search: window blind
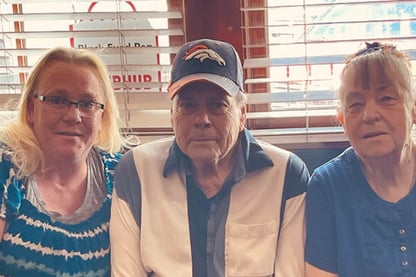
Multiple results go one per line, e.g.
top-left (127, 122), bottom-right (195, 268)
top-left (0, 0), bottom-right (184, 140)
top-left (241, 0), bottom-right (416, 144)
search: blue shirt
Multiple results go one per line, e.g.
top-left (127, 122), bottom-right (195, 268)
top-left (306, 147), bottom-right (416, 277)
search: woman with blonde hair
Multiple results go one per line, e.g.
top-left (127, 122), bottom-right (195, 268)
top-left (0, 46), bottom-right (124, 276)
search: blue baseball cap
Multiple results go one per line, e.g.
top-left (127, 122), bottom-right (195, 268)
top-left (167, 38), bottom-right (244, 99)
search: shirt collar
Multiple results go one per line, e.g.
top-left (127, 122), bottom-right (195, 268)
top-left (163, 128), bottom-right (273, 178)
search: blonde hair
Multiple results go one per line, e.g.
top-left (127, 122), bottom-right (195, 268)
top-left (338, 42), bottom-right (415, 113)
top-left (0, 47), bottom-right (124, 176)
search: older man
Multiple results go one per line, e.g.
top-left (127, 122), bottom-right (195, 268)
top-left (110, 38), bottom-right (309, 277)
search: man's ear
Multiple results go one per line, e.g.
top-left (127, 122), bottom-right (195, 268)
top-left (170, 102), bottom-right (175, 129)
top-left (239, 104), bottom-right (247, 131)
top-left (337, 113), bottom-right (344, 125)
top-left (412, 101), bottom-right (416, 124)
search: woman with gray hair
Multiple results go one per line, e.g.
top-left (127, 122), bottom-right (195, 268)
top-left (306, 42), bottom-right (416, 276)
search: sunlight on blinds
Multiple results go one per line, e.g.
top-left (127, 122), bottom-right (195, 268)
top-left (0, 0), bottom-right (184, 136)
top-left (242, 0), bottom-right (416, 141)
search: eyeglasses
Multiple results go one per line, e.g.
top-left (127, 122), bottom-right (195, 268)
top-left (34, 95), bottom-right (104, 117)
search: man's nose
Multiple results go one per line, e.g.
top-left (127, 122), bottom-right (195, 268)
top-left (194, 107), bottom-right (211, 128)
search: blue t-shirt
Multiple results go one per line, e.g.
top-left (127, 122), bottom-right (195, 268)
top-left (306, 147), bottom-right (416, 277)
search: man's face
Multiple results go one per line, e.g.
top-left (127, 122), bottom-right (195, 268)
top-left (171, 82), bottom-right (246, 163)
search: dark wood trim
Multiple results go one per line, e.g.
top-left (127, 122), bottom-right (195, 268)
top-left (183, 0), bottom-right (243, 61)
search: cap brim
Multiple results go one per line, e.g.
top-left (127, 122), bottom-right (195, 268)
top-left (167, 73), bottom-right (240, 99)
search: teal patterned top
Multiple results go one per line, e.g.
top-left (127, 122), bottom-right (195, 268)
top-left (0, 143), bottom-right (121, 277)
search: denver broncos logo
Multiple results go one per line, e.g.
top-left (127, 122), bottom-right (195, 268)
top-left (183, 44), bottom-right (226, 66)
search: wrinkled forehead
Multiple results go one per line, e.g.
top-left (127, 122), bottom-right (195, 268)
top-left (342, 61), bottom-right (391, 91)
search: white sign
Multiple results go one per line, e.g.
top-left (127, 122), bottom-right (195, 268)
top-left (70, 1), bottom-right (161, 92)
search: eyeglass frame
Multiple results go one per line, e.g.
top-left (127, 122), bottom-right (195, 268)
top-left (34, 94), bottom-right (105, 117)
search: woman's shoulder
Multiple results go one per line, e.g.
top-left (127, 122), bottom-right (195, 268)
top-left (93, 148), bottom-right (122, 194)
top-left (0, 141), bottom-right (11, 154)
top-left (0, 142), bottom-right (24, 218)
top-left (95, 147), bottom-right (122, 168)
top-left (310, 147), bottom-right (359, 183)
top-left (0, 142), bottom-right (15, 170)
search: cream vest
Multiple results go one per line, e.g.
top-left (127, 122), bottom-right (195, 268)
top-left (132, 137), bottom-right (291, 276)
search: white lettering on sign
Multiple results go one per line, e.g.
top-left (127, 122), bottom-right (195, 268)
top-left (77, 42), bottom-right (153, 48)
top-left (70, 1), bottom-right (163, 92)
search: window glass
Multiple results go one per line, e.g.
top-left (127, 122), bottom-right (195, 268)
top-left (0, 0), bottom-right (179, 94)
top-left (266, 1), bottom-right (416, 114)
top-left (0, 0), bottom-right (184, 134)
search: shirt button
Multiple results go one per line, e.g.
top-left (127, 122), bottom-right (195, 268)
top-left (402, 261), bottom-right (408, 266)
top-left (401, 246), bottom-right (407, 252)
top-left (399, 229), bottom-right (406, 235)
